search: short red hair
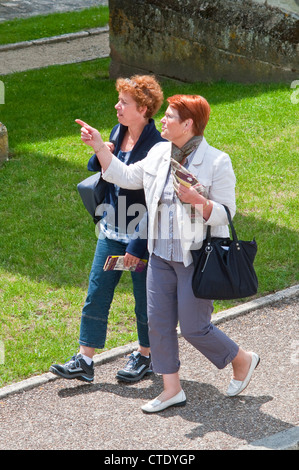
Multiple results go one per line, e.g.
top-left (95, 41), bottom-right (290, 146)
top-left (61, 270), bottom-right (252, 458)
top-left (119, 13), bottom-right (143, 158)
top-left (167, 94), bottom-right (210, 136)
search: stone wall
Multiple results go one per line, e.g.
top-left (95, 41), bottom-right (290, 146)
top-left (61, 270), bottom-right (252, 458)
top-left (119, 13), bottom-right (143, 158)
top-left (109, 0), bottom-right (299, 83)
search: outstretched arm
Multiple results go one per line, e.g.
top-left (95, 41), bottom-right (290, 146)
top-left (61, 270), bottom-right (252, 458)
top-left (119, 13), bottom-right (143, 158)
top-left (76, 119), bottom-right (146, 190)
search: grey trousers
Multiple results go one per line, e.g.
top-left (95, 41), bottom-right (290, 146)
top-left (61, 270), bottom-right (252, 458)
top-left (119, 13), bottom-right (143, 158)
top-left (147, 254), bottom-right (239, 375)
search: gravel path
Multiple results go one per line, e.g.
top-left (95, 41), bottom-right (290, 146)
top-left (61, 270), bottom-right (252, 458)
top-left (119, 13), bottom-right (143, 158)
top-left (0, 28), bottom-right (110, 75)
top-left (0, 296), bottom-right (298, 451)
top-left (0, 0), bottom-right (110, 76)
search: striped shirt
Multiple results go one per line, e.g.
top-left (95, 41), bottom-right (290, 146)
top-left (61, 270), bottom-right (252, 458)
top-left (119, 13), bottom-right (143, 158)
top-left (153, 150), bottom-right (196, 262)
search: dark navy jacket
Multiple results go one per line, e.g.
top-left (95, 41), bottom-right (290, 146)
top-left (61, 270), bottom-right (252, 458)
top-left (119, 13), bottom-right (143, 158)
top-left (87, 119), bottom-right (165, 259)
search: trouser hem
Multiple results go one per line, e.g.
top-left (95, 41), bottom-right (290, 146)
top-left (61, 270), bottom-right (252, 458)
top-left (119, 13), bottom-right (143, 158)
top-left (79, 340), bottom-right (105, 350)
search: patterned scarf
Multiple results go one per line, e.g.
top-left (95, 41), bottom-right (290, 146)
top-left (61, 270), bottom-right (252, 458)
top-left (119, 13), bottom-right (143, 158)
top-left (170, 135), bottom-right (205, 223)
top-left (171, 135), bottom-right (203, 164)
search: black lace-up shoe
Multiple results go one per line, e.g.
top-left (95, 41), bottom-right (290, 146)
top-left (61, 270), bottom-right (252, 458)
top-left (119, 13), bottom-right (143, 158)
top-left (116, 352), bottom-right (152, 383)
top-left (49, 354), bottom-right (94, 382)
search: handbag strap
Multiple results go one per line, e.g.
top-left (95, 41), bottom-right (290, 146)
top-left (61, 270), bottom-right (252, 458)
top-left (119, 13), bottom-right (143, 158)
top-left (206, 205), bottom-right (239, 243)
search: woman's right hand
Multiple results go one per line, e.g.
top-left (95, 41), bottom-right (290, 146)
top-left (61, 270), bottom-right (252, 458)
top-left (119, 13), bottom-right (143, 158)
top-left (76, 119), bottom-right (114, 171)
top-left (75, 119), bottom-right (104, 153)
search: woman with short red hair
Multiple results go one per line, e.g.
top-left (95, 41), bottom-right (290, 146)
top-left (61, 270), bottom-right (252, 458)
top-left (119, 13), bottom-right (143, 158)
top-left (166, 94), bottom-right (211, 136)
top-left (76, 94), bottom-right (260, 413)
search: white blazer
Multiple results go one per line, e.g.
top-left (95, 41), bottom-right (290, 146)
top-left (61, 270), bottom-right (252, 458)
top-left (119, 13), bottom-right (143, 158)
top-left (103, 137), bottom-right (236, 266)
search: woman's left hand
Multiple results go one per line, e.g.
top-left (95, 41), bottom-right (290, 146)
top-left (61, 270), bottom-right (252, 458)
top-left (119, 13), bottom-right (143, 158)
top-left (124, 253), bottom-right (141, 269)
top-left (176, 183), bottom-right (200, 206)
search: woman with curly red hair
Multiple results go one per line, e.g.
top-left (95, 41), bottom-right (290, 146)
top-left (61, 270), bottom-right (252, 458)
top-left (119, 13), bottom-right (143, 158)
top-left (50, 75), bottom-right (164, 384)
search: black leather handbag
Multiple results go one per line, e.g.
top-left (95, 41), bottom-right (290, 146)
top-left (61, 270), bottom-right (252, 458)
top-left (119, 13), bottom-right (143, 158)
top-left (191, 205), bottom-right (258, 300)
top-left (77, 172), bottom-right (107, 224)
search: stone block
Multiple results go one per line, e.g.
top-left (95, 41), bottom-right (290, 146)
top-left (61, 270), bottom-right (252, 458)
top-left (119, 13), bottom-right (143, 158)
top-left (109, 0), bottom-right (299, 83)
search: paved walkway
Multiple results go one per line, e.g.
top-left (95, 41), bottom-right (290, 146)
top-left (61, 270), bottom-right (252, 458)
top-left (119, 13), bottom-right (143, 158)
top-left (0, 287), bottom-right (298, 451)
top-left (0, 26), bottom-right (110, 75)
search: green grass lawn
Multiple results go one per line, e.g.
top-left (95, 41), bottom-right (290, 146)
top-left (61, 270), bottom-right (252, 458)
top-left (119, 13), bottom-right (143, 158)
top-left (0, 58), bottom-right (298, 387)
top-left (0, 5), bottom-right (109, 45)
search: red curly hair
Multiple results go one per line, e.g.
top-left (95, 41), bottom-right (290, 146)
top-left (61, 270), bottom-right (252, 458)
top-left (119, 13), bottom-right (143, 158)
top-left (116, 75), bottom-right (164, 119)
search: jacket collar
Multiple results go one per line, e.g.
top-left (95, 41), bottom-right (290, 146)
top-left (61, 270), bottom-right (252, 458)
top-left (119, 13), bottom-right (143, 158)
top-left (116, 118), bottom-right (157, 154)
top-left (160, 137), bottom-right (208, 167)
top-left (189, 137), bottom-right (208, 166)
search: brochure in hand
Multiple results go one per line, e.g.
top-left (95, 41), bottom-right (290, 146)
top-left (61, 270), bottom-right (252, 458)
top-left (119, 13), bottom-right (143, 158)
top-left (170, 158), bottom-right (207, 196)
top-left (103, 255), bottom-right (147, 272)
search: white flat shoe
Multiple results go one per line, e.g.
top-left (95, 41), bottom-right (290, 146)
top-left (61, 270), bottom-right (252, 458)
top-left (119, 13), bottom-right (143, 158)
top-left (141, 390), bottom-right (186, 413)
top-left (227, 352), bottom-right (260, 397)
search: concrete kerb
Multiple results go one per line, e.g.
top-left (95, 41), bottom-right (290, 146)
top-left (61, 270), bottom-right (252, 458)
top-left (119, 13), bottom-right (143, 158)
top-left (0, 284), bottom-right (298, 401)
top-left (237, 426), bottom-right (299, 451)
top-left (210, 284), bottom-right (299, 326)
top-left (0, 25), bottom-right (109, 52)
top-left (0, 340), bottom-right (139, 400)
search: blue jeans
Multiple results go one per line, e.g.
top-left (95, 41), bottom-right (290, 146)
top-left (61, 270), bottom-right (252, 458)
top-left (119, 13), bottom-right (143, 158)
top-left (79, 237), bottom-right (149, 349)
